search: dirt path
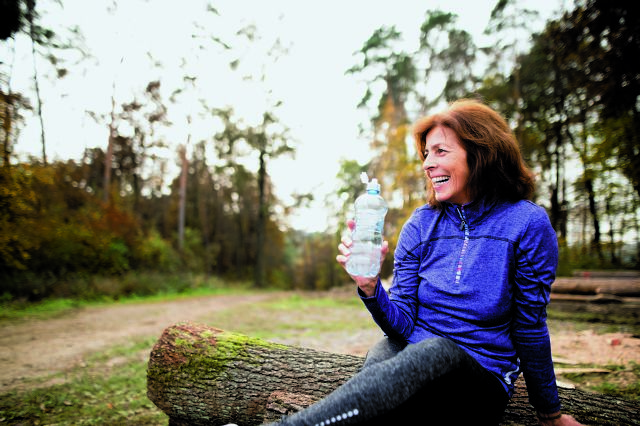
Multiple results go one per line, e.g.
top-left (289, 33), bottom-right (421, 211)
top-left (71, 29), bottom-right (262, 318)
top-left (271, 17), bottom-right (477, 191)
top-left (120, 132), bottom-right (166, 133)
top-left (1, 292), bottom-right (639, 395)
top-left (0, 293), bottom-right (281, 393)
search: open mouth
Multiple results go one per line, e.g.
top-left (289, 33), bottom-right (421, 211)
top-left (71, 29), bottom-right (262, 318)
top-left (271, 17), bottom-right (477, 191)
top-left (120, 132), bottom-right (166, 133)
top-left (432, 176), bottom-right (450, 186)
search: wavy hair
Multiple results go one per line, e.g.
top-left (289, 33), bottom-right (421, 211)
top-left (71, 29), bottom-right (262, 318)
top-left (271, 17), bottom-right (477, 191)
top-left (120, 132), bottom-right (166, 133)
top-left (413, 99), bottom-right (535, 209)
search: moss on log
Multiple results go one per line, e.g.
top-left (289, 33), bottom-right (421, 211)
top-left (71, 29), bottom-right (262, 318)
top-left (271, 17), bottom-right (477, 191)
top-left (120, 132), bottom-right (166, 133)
top-left (147, 322), bottom-right (640, 426)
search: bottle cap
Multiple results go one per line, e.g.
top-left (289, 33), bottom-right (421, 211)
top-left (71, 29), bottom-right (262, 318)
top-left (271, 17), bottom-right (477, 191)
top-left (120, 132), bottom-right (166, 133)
top-left (360, 172), bottom-right (380, 193)
top-left (367, 178), bottom-right (380, 192)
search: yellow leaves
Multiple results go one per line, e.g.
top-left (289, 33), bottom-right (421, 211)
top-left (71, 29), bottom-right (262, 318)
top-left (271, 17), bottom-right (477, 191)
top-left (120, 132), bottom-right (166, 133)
top-left (0, 166), bottom-right (40, 270)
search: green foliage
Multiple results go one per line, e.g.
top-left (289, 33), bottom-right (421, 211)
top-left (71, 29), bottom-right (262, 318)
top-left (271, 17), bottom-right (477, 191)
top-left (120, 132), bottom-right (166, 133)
top-left (135, 229), bottom-right (181, 272)
top-left (559, 362), bottom-right (640, 401)
top-left (3, 0), bottom-right (639, 305)
top-left (0, 162), bottom-right (148, 299)
top-left (477, 0), bottom-right (640, 265)
top-left (0, 273), bottom-right (253, 321)
top-left (592, 381), bottom-right (640, 401)
top-left (0, 296), bottom-right (81, 321)
top-left (558, 241), bottom-right (638, 277)
top-left (178, 227), bottom-right (206, 272)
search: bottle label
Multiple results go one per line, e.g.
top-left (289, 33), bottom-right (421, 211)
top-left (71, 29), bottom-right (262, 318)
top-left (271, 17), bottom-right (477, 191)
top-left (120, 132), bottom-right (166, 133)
top-left (354, 211), bottom-right (383, 241)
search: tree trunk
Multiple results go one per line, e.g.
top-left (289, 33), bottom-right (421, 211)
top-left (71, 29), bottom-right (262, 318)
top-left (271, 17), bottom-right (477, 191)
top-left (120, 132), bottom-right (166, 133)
top-left (104, 81), bottom-right (116, 204)
top-left (27, 0), bottom-right (46, 166)
top-left (254, 144), bottom-right (267, 288)
top-left (1, 90), bottom-right (13, 167)
top-left (178, 144), bottom-right (188, 251)
top-left (584, 177), bottom-right (604, 262)
top-left (147, 323), bottom-right (640, 426)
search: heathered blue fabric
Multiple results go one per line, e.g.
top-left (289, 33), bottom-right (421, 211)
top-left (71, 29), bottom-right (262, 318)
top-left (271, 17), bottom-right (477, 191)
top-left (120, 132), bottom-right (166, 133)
top-left (361, 198), bottom-right (562, 413)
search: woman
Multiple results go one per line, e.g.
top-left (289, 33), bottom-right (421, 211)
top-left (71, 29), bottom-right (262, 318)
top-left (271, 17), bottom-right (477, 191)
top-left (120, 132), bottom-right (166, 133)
top-left (272, 99), bottom-right (582, 426)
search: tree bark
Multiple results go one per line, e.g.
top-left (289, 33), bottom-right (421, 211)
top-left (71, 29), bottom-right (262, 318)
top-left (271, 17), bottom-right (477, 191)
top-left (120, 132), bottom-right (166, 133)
top-left (147, 323), bottom-right (640, 426)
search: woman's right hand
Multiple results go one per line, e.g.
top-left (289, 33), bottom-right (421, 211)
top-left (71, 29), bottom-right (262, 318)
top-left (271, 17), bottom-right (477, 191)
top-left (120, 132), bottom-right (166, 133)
top-left (336, 219), bottom-right (388, 297)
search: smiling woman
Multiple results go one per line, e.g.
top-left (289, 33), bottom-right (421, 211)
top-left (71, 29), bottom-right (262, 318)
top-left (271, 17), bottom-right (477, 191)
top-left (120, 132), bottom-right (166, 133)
top-left (282, 99), bottom-right (588, 426)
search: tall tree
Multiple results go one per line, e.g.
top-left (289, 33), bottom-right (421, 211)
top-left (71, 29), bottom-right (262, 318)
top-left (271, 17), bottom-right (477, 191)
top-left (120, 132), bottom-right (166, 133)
top-left (418, 10), bottom-right (478, 106)
top-left (248, 110), bottom-right (294, 288)
top-left (347, 26), bottom-right (421, 250)
top-left (2, 0), bottom-right (85, 166)
top-left (25, 0), bottom-right (46, 164)
top-left (0, 0), bottom-right (24, 40)
top-left (483, 0), bottom-right (541, 140)
top-left (212, 106), bottom-right (293, 287)
top-left (572, 0), bottom-right (640, 200)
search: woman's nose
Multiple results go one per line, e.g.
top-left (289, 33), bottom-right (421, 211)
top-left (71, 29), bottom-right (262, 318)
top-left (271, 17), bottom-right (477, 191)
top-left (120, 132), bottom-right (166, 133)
top-left (422, 156), bottom-right (434, 171)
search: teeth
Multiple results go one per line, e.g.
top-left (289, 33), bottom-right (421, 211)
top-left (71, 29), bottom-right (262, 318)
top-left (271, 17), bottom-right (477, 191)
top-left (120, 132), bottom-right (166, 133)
top-left (432, 176), bottom-right (450, 184)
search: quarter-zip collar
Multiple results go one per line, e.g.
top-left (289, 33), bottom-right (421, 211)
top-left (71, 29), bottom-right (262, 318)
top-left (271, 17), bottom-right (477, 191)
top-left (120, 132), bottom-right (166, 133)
top-left (442, 198), bottom-right (497, 231)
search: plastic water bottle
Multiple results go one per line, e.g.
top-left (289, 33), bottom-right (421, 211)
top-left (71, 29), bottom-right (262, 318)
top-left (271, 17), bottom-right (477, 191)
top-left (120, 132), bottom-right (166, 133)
top-left (346, 173), bottom-right (388, 277)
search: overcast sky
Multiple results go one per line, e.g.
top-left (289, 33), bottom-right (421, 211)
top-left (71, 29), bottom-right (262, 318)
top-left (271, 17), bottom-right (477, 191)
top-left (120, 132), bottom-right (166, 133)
top-left (5, 0), bottom-right (569, 232)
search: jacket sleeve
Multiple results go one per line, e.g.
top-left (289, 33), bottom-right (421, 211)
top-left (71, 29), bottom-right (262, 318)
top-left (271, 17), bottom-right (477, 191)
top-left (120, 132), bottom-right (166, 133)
top-left (511, 206), bottom-right (562, 414)
top-left (360, 212), bottom-right (422, 340)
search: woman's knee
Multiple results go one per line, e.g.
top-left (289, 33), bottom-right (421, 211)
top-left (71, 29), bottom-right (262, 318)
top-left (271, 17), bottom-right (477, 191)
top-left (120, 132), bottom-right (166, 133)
top-left (406, 337), bottom-right (471, 366)
top-left (414, 336), bottom-right (460, 353)
top-left (362, 336), bottom-right (405, 369)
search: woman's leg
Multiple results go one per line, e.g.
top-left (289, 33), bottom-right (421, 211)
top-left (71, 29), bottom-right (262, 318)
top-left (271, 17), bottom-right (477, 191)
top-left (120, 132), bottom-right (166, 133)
top-left (273, 338), bottom-right (509, 426)
top-left (361, 336), bottom-right (406, 369)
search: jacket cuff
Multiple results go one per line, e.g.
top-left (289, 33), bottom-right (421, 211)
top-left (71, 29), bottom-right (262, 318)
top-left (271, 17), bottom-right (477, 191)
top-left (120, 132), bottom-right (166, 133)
top-left (359, 279), bottom-right (391, 318)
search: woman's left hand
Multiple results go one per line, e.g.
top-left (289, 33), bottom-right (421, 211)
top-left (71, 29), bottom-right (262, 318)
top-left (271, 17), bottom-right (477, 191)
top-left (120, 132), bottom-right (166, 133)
top-left (537, 413), bottom-right (583, 426)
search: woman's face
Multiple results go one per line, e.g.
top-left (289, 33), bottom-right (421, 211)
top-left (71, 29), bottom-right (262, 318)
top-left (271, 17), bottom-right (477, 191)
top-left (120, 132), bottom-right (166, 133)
top-left (422, 125), bottom-right (472, 206)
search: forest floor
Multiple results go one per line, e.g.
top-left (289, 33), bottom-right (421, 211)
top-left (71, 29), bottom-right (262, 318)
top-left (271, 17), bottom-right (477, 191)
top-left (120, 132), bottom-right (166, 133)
top-left (1, 281), bottom-right (639, 396)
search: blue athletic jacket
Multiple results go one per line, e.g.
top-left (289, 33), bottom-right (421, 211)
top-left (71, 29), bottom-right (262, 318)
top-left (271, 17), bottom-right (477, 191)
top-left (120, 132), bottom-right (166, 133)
top-left (361, 198), bottom-right (562, 413)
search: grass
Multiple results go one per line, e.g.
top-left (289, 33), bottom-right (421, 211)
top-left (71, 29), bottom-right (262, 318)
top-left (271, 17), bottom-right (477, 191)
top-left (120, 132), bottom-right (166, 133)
top-left (198, 290), bottom-right (378, 342)
top-left (0, 288), bottom-right (372, 425)
top-left (0, 286), bottom-right (638, 425)
top-left (0, 337), bottom-right (166, 425)
top-left (547, 304), bottom-right (640, 400)
top-left (0, 297), bottom-right (84, 321)
top-left (0, 273), bottom-right (256, 323)
top-left (547, 308), bottom-right (640, 336)
top-left (558, 362), bottom-right (640, 401)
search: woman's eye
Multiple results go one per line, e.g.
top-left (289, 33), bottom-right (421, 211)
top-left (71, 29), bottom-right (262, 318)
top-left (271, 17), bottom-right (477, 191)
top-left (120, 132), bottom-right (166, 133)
top-left (423, 148), bottom-right (445, 157)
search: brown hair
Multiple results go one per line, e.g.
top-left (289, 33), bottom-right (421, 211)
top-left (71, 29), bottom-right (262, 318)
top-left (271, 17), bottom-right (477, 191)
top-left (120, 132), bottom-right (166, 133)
top-left (413, 99), bottom-right (535, 209)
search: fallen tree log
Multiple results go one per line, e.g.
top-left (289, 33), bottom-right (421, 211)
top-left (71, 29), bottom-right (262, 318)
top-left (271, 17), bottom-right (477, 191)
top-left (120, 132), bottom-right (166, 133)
top-left (552, 278), bottom-right (640, 297)
top-left (147, 322), bottom-right (640, 426)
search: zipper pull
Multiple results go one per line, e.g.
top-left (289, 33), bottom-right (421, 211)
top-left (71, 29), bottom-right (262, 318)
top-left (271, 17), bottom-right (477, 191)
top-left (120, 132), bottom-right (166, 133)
top-left (456, 207), bottom-right (467, 231)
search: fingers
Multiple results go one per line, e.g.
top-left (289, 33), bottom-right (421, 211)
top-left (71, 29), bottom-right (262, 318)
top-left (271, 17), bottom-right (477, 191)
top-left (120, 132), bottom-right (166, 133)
top-left (336, 242), bottom-right (350, 268)
top-left (340, 230), bottom-right (353, 252)
top-left (338, 242), bottom-right (350, 255)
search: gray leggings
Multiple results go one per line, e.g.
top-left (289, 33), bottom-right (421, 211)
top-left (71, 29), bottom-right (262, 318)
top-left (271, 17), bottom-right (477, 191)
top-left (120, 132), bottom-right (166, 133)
top-left (272, 337), bottom-right (509, 426)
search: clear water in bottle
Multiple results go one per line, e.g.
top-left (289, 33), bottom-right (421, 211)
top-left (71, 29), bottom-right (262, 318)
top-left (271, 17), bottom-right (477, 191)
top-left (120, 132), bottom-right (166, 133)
top-left (346, 174), bottom-right (388, 277)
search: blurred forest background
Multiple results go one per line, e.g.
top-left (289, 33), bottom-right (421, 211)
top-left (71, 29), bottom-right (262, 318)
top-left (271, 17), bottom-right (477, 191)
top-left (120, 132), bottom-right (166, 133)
top-left (1, 0), bottom-right (639, 302)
